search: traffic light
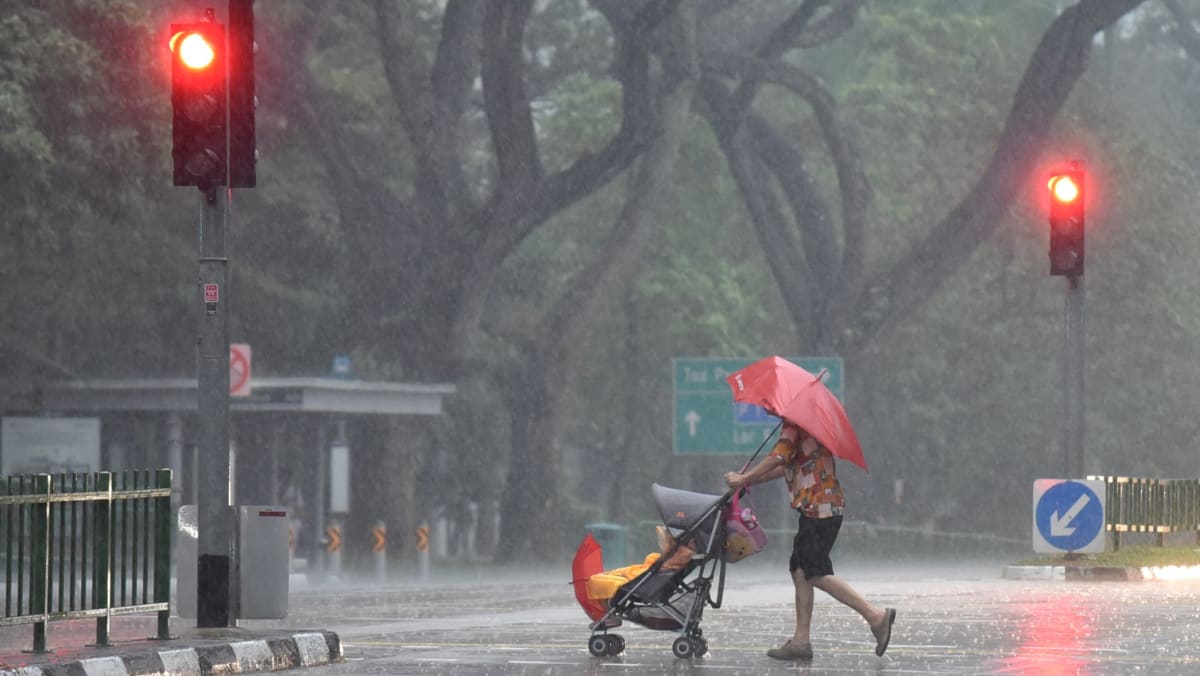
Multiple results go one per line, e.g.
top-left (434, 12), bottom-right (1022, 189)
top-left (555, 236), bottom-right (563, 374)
top-left (227, 0), bottom-right (256, 188)
top-left (1047, 167), bottom-right (1085, 277)
top-left (170, 20), bottom-right (226, 188)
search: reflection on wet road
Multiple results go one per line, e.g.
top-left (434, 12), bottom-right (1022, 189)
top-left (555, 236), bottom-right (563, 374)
top-left (237, 561), bottom-right (1200, 674)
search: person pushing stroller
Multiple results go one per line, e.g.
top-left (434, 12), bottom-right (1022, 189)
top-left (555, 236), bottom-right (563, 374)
top-left (724, 422), bottom-right (896, 661)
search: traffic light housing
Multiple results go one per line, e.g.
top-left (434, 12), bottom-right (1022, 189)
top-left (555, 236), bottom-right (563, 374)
top-left (227, 0), bottom-right (256, 188)
top-left (171, 20), bottom-right (227, 188)
top-left (1048, 168), bottom-right (1085, 277)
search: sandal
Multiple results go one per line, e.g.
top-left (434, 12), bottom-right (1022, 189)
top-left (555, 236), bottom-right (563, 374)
top-left (873, 608), bottom-right (896, 656)
top-left (766, 639), bottom-right (813, 661)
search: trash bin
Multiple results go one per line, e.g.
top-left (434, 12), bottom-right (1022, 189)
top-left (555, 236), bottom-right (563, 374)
top-left (586, 522), bottom-right (627, 570)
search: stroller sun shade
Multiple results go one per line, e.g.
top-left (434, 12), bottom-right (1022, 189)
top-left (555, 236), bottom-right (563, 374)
top-left (652, 483), bottom-right (724, 548)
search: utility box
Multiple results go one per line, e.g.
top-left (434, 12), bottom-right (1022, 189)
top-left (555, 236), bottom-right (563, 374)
top-left (175, 505), bottom-right (198, 618)
top-left (175, 505), bottom-right (289, 619)
top-left (237, 505), bottom-right (289, 619)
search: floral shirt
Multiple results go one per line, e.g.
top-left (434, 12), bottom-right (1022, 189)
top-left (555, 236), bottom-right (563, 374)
top-left (770, 427), bottom-right (845, 519)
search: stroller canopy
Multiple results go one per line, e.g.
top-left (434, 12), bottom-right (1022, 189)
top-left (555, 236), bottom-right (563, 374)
top-left (652, 484), bottom-right (725, 546)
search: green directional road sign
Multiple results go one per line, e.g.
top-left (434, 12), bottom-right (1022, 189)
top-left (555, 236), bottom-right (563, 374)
top-left (672, 357), bottom-right (843, 455)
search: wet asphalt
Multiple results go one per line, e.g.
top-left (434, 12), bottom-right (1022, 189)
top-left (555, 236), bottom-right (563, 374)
top-left (262, 559), bottom-right (1200, 675)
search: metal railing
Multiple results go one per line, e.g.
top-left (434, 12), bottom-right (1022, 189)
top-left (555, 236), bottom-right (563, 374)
top-left (632, 518), bottom-right (1027, 562)
top-left (1087, 476), bottom-right (1200, 550)
top-left (0, 469), bottom-right (172, 652)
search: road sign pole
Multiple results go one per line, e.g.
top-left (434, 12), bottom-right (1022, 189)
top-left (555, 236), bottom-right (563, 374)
top-left (1063, 275), bottom-right (1085, 477)
top-left (197, 185), bottom-right (234, 627)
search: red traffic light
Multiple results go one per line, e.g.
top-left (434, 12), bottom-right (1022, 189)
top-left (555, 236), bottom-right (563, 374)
top-left (1046, 166), bottom-right (1085, 278)
top-left (170, 20), bottom-right (227, 188)
top-left (170, 31), bottom-right (217, 71)
top-left (1048, 174), bottom-right (1080, 205)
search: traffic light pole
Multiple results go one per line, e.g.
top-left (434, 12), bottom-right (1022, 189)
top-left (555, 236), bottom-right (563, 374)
top-left (197, 186), bottom-right (235, 627)
top-left (1063, 274), bottom-right (1085, 478)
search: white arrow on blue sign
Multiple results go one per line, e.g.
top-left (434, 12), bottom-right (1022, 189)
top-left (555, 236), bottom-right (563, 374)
top-left (1032, 479), bottom-right (1106, 554)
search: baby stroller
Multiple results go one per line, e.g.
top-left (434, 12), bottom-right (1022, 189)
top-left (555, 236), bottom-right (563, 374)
top-left (574, 483), bottom-right (751, 659)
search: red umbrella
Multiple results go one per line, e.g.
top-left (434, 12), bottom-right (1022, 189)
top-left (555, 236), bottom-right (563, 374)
top-left (571, 533), bottom-right (607, 621)
top-left (726, 355), bottom-right (868, 471)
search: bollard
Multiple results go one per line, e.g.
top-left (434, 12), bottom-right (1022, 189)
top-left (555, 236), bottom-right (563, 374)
top-left (325, 519), bottom-right (342, 578)
top-left (371, 521), bottom-right (386, 582)
top-left (416, 521), bottom-right (430, 583)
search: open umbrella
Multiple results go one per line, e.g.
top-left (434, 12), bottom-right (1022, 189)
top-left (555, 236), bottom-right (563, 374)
top-left (726, 355), bottom-right (868, 471)
top-left (571, 533), bottom-right (607, 621)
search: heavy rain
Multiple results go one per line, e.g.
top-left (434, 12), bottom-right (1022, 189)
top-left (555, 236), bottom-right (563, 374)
top-left (2, 1), bottom-right (1200, 674)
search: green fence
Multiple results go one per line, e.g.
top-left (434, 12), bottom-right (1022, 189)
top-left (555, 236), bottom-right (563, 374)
top-left (0, 469), bottom-right (172, 652)
top-left (1087, 476), bottom-right (1200, 550)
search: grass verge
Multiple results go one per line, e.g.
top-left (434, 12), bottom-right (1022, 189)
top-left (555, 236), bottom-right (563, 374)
top-left (1015, 544), bottom-right (1200, 568)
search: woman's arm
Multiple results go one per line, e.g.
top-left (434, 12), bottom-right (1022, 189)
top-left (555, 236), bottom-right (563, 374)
top-left (724, 451), bottom-right (786, 489)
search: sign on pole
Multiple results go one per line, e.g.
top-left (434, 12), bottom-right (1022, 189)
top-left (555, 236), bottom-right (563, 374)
top-left (1032, 479), bottom-right (1105, 554)
top-left (230, 343), bottom-right (252, 397)
top-left (1, 417), bottom-right (101, 475)
top-left (672, 357), bottom-right (843, 455)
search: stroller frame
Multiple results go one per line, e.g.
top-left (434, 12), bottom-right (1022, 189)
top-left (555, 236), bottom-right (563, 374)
top-left (586, 487), bottom-right (732, 659)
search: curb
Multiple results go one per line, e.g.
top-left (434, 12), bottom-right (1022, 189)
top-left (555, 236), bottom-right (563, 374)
top-left (1002, 565), bottom-right (1066, 581)
top-left (1003, 564), bottom-right (1200, 582)
top-left (1, 631), bottom-right (341, 676)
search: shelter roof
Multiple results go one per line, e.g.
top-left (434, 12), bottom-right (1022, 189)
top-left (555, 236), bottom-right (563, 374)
top-left (29, 377), bottom-right (455, 415)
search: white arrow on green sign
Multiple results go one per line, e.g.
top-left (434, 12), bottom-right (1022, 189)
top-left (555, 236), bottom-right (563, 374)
top-left (672, 357), bottom-right (843, 455)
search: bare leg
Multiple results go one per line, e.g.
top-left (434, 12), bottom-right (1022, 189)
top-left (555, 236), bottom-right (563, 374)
top-left (810, 574), bottom-right (888, 629)
top-left (791, 567), bottom-right (815, 644)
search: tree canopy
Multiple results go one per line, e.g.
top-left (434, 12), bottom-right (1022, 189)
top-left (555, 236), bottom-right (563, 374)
top-left (4, 0), bottom-right (1200, 562)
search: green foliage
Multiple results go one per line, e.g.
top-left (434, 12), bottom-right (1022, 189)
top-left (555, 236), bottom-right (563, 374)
top-left (7, 0), bottom-right (1200, 553)
top-left (838, 4), bottom-right (1030, 263)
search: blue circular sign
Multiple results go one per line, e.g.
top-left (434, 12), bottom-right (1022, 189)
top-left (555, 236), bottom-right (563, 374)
top-left (1035, 481), bottom-right (1103, 551)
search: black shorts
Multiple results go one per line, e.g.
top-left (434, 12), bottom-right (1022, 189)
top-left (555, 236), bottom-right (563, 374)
top-left (789, 513), bottom-right (842, 580)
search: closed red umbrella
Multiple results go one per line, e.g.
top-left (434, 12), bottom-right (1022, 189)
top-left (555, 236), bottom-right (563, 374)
top-left (571, 533), bottom-right (607, 621)
top-left (726, 355), bottom-right (867, 471)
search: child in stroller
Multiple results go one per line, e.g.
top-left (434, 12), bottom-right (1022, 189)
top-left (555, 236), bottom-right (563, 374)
top-left (571, 483), bottom-right (765, 658)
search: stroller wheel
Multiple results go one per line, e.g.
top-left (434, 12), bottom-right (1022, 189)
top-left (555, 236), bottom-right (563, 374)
top-left (672, 636), bottom-right (695, 659)
top-left (588, 635), bottom-right (610, 657)
top-left (605, 634), bottom-right (625, 656)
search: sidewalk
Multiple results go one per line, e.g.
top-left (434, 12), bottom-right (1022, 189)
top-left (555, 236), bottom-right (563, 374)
top-left (0, 620), bottom-right (340, 676)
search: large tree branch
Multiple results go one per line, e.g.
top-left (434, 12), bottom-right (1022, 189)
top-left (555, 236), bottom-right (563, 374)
top-left (700, 76), bottom-right (815, 337)
top-left (727, 0), bottom-right (863, 121)
top-left (482, 0), bottom-right (542, 198)
top-left (375, 0), bottom-right (478, 223)
top-left (756, 0), bottom-right (865, 57)
top-left (429, 0), bottom-right (483, 219)
top-left (847, 0), bottom-right (1146, 353)
top-left (1163, 0), bottom-right (1200, 62)
top-left (494, 1), bottom-right (699, 560)
top-left (546, 6), bottom-right (698, 360)
top-left (745, 114), bottom-right (838, 288)
top-left (706, 53), bottom-right (871, 298)
top-left (447, 1), bottom-right (674, 370)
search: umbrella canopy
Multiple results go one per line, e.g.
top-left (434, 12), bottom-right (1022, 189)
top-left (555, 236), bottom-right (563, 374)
top-left (571, 533), bottom-right (607, 621)
top-left (726, 355), bottom-right (868, 471)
